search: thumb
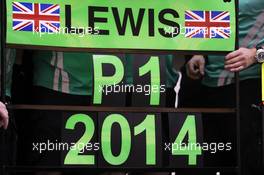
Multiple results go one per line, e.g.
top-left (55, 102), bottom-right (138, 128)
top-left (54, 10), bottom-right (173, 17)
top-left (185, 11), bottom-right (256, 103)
top-left (198, 59), bottom-right (205, 75)
top-left (3, 116), bottom-right (8, 130)
top-left (0, 106), bottom-right (9, 130)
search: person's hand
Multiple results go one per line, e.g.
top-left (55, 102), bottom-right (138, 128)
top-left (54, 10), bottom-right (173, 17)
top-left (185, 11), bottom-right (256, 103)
top-left (225, 47), bottom-right (257, 72)
top-left (186, 55), bottom-right (205, 80)
top-left (0, 102), bottom-right (9, 130)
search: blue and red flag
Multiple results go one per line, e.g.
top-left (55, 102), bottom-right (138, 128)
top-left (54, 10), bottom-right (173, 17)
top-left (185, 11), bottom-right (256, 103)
top-left (12, 2), bottom-right (60, 32)
top-left (185, 10), bottom-right (230, 39)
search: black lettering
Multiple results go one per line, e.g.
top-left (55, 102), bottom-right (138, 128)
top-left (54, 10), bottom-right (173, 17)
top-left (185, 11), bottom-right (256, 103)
top-left (158, 9), bottom-right (180, 38)
top-left (88, 6), bottom-right (109, 35)
top-left (148, 9), bottom-right (155, 37)
top-left (112, 7), bottom-right (145, 36)
top-left (65, 5), bottom-right (84, 34)
top-left (65, 5), bottom-right (71, 33)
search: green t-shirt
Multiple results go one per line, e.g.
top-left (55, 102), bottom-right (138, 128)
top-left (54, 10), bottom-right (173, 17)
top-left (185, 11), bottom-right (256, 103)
top-left (202, 0), bottom-right (264, 87)
top-left (33, 52), bottom-right (179, 96)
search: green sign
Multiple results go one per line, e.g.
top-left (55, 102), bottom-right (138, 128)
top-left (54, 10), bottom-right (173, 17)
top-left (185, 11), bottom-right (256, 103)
top-left (62, 112), bottom-right (202, 167)
top-left (6, 0), bottom-right (237, 52)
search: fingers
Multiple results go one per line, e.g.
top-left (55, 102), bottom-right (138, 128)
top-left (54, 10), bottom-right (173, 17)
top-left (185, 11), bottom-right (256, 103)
top-left (186, 55), bottom-right (205, 80)
top-left (225, 60), bottom-right (244, 72)
top-left (188, 61), bottom-right (199, 74)
top-left (186, 68), bottom-right (199, 80)
top-left (225, 55), bottom-right (243, 70)
top-left (0, 103), bottom-right (9, 130)
top-left (225, 50), bottom-right (241, 60)
top-left (198, 59), bottom-right (205, 75)
top-left (187, 62), bottom-right (200, 80)
top-left (225, 56), bottom-right (243, 65)
top-left (2, 116), bottom-right (8, 130)
top-left (225, 48), bottom-right (257, 72)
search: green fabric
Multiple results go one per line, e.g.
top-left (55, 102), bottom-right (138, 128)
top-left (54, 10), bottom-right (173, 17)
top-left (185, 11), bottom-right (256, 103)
top-left (33, 52), bottom-right (136, 96)
top-left (5, 49), bottom-right (15, 97)
top-left (33, 51), bottom-right (93, 95)
top-left (0, 34), bottom-right (15, 97)
top-left (202, 0), bottom-right (264, 87)
top-left (165, 55), bottom-right (179, 88)
top-left (33, 52), bottom-right (178, 96)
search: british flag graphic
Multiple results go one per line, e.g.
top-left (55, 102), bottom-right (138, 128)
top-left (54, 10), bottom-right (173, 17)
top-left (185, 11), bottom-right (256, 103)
top-left (185, 10), bottom-right (230, 39)
top-left (12, 2), bottom-right (60, 32)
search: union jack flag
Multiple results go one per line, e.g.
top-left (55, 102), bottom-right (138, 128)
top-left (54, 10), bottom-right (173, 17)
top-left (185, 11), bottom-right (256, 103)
top-left (12, 2), bottom-right (60, 32)
top-left (185, 10), bottom-right (230, 39)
